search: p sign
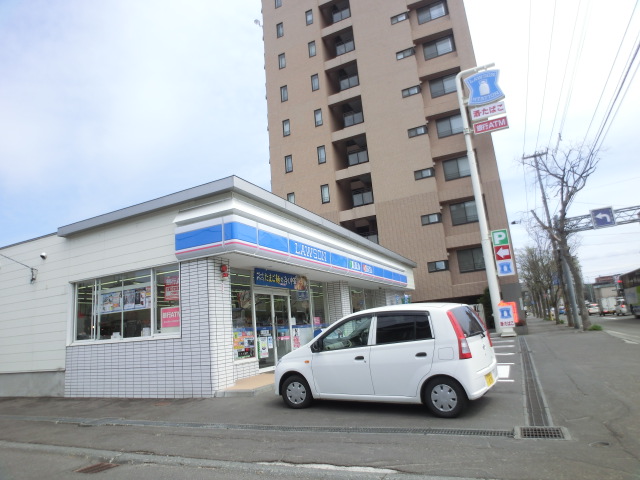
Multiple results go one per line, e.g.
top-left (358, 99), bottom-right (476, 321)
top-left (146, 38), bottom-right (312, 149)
top-left (491, 229), bottom-right (509, 246)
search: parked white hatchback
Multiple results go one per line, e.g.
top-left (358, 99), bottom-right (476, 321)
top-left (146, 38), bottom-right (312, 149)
top-left (275, 303), bottom-right (498, 418)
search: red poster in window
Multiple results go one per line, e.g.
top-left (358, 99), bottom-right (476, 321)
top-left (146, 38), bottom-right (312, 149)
top-left (165, 275), bottom-right (179, 301)
top-left (161, 307), bottom-right (180, 328)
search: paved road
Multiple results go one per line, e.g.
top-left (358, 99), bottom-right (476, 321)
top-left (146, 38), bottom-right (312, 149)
top-left (0, 316), bottom-right (638, 479)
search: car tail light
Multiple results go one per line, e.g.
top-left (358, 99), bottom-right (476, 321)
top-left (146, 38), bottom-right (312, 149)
top-left (447, 311), bottom-right (472, 359)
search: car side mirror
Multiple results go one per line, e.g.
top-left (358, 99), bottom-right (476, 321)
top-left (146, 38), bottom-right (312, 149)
top-left (311, 340), bottom-right (322, 353)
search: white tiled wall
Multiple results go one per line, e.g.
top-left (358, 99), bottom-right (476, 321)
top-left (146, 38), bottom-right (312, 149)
top-left (65, 257), bottom-right (236, 398)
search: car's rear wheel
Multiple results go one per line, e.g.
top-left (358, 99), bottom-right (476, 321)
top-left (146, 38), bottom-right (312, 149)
top-left (282, 375), bottom-right (313, 409)
top-left (425, 378), bottom-right (468, 418)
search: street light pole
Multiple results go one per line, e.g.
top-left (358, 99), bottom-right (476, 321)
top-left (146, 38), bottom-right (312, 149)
top-left (455, 64), bottom-right (513, 336)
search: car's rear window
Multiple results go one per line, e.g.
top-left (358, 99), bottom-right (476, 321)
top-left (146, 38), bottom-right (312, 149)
top-left (449, 306), bottom-right (485, 337)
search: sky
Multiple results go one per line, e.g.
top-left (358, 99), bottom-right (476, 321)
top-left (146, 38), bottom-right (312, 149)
top-left (1, 0), bottom-right (639, 284)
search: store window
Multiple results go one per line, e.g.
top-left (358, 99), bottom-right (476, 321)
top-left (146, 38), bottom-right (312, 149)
top-left (311, 282), bottom-right (328, 332)
top-left (231, 269), bottom-right (255, 360)
top-left (73, 264), bottom-right (180, 342)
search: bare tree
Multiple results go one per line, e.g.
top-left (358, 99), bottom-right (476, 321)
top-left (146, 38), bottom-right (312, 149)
top-left (523, 144), bottom-right (599, 330)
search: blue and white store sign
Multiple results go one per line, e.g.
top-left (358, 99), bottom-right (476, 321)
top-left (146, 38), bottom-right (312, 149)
top-left (174, 215), bottom-right (408, 288)
top-left (464, 70), bottom-right (504, 106)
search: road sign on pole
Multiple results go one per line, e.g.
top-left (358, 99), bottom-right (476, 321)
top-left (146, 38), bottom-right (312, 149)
top-left (491, 229), bottom-right (515, 277)
top-left (590, 207), bottom-right (616, 229)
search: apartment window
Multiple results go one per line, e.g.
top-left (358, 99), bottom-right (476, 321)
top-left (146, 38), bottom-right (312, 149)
top-left (308, 41), bottom-right (316, 57)
top-left (278, 53), bottom-right (286, 69)
top-left (414, 167), bottom-right (435, 180)
top-left (450, 200), bottom-right (478, 225)
top-left (402, 85), bottom-right (421, 98)
top-left (348, 149), bottom-right (368, 166)
top-left (73, 264), bottom-right (180, 341)
top-left (343, 110), bottom-right (363, 127)
top-left (338, 68), bottom-right (359, 90)
top-left (408, 125), bottom-right (427, 138)
top-left (332, 3), bottom-right (351, 23)
top-left (336, 36), bottom-right (355, 56)
top-left (317, 145), bottom-right (326, 164)
top-left (276, 22), bottom-right (284, 38)
top-left (352, 189), bottom-right (373, 207)
top-left (458, 247), bottom-right (485, 273)
top-left (275, 0), bottom-right (281, 7)
top-left (424, 35), bottom-right (455, 60)
top-left (280, 85), bottom-right (288, 102)
top-left (287, 192), bottom-right (295, 203)
top-left (421, 212), bottom-right (442, 225)
top-left (311, 74), bottom-right (320, 91)
top-left (443, 156), bottom-right (470, 180)
top-left (282, 119), bottom-right (290, 137)
top-left (436, 114), bottom-right (463, 138)
top-left (430, 73), bottom-right (457, 98)
top-left (428, 260), bottom-right (449, 273)
top-left (306, 9), bottom-right (313, 25)
top-left (314, 109), bottom-right (323, 126)
top-left (418, 1), bottom-right (447, 24)
top-left (391, 12), bottom-right (409, 24)
top-left (396, 47), bottom-right (415, 60)
top-left (321, 184), bottom-right (330, 203)
top-left (285, 155), bottom-right (293, 173)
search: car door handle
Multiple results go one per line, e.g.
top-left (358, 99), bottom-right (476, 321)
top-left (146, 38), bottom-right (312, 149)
top-left (415, 352), bottom-right (427, 357)
top-left (354, 356), bottom-right (365, 361)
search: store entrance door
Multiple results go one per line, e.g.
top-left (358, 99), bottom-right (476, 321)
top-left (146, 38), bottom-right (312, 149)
top-left (255, 292), bottom-right (292, 369)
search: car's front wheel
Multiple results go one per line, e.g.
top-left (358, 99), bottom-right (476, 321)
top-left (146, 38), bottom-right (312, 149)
top-left (282, 375), bottom-right (313, 409)
top-left (424, 378), bottom-right (468, 418)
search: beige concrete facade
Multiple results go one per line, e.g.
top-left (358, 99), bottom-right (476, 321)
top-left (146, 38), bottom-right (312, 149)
top-left (262, 0), bottom-right (520, 304)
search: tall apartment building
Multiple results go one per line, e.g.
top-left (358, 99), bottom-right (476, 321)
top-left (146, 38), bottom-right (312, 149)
top-left (262, 0), bottom-right (521, 306)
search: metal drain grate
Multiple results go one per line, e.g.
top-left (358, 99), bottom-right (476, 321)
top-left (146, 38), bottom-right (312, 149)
top-left (515, 426), bottom-right (567, 440)
top-left (75, 463), bottom-right (119, 474)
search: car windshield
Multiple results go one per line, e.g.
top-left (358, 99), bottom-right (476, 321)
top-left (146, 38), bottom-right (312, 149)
top-left (449, 306), bottom-right (485, 337)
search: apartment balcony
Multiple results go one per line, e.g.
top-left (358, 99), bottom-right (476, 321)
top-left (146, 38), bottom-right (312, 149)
top-left (322, 25), bottom-right (356, 67)
top-left (319, 1), bottom-right (352, 31)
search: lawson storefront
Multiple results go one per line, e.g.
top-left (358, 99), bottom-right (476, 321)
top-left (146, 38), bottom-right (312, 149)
top-left (0, 176), bottom-right (415, 398)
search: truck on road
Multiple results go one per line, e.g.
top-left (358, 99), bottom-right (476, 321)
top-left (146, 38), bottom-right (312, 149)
top-left (599, 297), bottom-right (617, 315)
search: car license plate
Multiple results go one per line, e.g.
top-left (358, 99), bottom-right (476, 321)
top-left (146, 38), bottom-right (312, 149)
top-left (485, 372), bottom-right (495, 386)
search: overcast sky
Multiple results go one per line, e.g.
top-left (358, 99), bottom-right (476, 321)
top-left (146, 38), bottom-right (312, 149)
top-left (1, 0), bottom-right (639, 283)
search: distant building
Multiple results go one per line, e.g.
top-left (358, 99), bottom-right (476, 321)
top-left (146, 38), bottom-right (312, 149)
top-left (262, 0), bottom-right (520, 305)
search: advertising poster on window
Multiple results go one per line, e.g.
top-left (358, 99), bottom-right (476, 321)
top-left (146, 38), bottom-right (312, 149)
top-left (233, 329), bottom-right (255, 359)
top-left (161, 306), bottom-right (181, 328)
top-left (124, 287), bottom-right (149, 310)
top-left (258, 337), bottom-right (270, 358)
top-left (101, 292), bottom-right (122, 312)
top-left (165, 275), bottom-right (179, 301)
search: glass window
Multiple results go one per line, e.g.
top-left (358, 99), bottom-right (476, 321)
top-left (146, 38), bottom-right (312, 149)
top-left (450, 200), bottom-right (478, 225)
top-left (424, 35), bottom-right (455, 60)
top-left (335, 36), bottom-right (355, 56)
top-left (414, 167), bottom-right (435, 180)
top-left (430, 73), bottom-right (457, 98)
top-left (74, 264), bottom-right (179, 342)
top-left (348, 149), bottom-right (368, 166)
top-left (275, 0), bottom-right (281, 7)
top-left (311, 74), bottom-right (319, 91)
top-left (321, 184), bottom-right (330, 203)
top-left (396, 47), bottom-right (415, 60)
top-left (408, 125), bottom-right (427, 138)
top-left (418, 1), bottom-right (447, 24)
top-left (306, 9), bottom-right (313, 25)
top-left (276, 22), bottom-right (284, 38)
top-left (449, 305), bottom-right (485, 337)
top-left (332, 4), bottom-right (351, 23)
top-left (458, 247), bottom-right (485, 273)
top-left (391, 12), bottom-right (408, 24)
top-left (402, 85), bottom-right (421, 98)
top-left (443, 156), bottom-right (470, 180)
top-left (428, 260), bottom-right (449, 272)
top-left (376, 313), bottom-right (432, 344)
top-left (278, 53), bottom-right (286, 69)
top-left (280, 85), bottom-right (288, 102)
top-left (231, 269), bottom-right (255, 360)
top-left (320, 315), bottom-right (372, 351)
top-left (308, 41), bottom-right (316, 57)
top-left (282, 119), bottom-right (290, 136)
top-left (436, 114), bottom-right (463, 138)
top-left (314, 109), bottom-right (323, 126)
top-left (317, 145), bottom-right (326, 164)
top-left (287, 192), bottom-right (295, 203)
top-left (285, 155), bottom-right (293, 173)
top-left (311, 281), bottom-right (328, 331)
top-left (421, 212), bottom-right (442, 225)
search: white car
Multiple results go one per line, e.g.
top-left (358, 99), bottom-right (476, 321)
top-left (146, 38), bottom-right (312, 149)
top-left (274, 303), bottom-right (498, 418)
top-left (587, 304), bottom-right (599, 315)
